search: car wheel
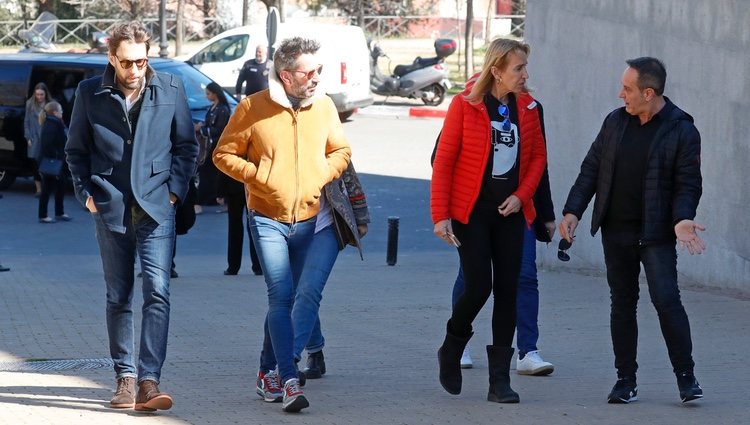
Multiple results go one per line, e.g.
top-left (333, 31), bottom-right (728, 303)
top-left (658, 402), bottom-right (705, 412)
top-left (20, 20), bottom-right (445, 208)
top-left (338, 110), bottom-right (354, 122)
top-left (0, 169), bottom-right (16, 190)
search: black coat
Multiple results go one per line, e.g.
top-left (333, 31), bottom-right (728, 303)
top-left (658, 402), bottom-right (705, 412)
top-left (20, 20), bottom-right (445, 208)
top-left (562, 98), bottom-right (702, 244)
top-left (39, 115), bottom-right (67, 161)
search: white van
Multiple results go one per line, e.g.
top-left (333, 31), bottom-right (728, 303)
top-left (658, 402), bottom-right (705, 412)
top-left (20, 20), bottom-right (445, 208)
top-left (181, 23), bottom-right (373, 120)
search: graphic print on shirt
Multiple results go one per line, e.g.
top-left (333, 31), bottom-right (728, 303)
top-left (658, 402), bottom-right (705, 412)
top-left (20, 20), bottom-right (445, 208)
top-left (490, 120), bottom-right (519, 179)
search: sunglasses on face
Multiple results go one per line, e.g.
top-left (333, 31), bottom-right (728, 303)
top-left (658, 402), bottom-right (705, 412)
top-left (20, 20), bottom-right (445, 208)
top-left (498, 104), bottom-right (511, 131)
top-left (116, 56), bottom-right (148, 70)
top-left (558, 237), bottom-right (574, 262)
top-left (290, 65), bottom-right (323, 80)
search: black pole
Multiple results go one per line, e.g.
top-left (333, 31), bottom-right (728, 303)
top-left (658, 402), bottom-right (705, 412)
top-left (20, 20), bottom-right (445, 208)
top-left (386, 216), bottom-right (399, 266)
top-left (159, 0), bottom-right (169, 58)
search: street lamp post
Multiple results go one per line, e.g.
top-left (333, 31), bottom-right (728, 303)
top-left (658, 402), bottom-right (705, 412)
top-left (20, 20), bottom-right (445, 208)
top-left (159, 0), bottom-right (169, 58)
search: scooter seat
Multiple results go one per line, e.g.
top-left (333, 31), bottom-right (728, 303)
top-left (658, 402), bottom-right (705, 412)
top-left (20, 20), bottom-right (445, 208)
top-left (393, 56), bottom-right (442, 77)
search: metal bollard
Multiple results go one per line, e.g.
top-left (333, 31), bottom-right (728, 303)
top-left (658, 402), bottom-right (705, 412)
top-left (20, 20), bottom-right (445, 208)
top-left (386, 216), bottom-right (399, 266)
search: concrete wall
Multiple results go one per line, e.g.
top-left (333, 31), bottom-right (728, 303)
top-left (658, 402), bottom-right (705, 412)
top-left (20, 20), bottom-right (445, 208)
top-left (525, 0), bottom-right (750, 292)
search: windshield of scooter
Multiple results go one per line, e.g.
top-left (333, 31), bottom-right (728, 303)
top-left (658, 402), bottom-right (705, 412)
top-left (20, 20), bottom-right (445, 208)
top-left (18, 11), bottom-right (57, 49)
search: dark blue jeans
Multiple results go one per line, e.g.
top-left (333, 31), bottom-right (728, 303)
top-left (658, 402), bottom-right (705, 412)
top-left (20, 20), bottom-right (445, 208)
top-left (452, 224), bottom-right (540, 356)
top-left (94, 204), bottom-right (175, 383)
top-left (602, 229), bottom-right (695, 378)
top-left (250, 212), bottom-right (316, 384)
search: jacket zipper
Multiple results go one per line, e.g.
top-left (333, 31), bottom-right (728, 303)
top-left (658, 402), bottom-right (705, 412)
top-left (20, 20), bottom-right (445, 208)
top-left (291, 108), bottom-right (299, 225)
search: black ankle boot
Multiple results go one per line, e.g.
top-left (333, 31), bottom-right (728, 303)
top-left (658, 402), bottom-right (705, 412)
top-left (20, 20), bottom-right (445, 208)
top-left (438, 321), bottom-right (473, 395)
top-left (304, 350), bottom-right (326, 379)
top-left (486, 345), bottom-right (520, 403)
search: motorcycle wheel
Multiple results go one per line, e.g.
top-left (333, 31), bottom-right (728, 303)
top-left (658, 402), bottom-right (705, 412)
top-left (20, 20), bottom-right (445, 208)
top-left (421, 83), bottom-right (446, 106)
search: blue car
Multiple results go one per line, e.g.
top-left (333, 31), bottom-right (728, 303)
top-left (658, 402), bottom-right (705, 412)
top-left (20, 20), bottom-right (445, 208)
top-left (0, 53), bottom-right (236, 189)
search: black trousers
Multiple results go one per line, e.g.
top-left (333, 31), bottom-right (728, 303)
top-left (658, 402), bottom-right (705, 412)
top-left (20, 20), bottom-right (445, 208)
top-left (225, 193), bottom-right (261, 274)
top-left (38, 174), bottom-right (65, 218)
top-left (602, 229), bottom-right (695, 378)
top-left (450, 206), bottom-right (525, 346)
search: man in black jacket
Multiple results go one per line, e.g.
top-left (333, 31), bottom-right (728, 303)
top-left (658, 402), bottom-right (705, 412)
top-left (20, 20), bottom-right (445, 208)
top-left (559, 57), bottom-right (705, 404)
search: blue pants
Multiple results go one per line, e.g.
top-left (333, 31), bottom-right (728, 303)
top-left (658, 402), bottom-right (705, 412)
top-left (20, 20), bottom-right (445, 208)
top-left (94, 204), bottom-right (175, 383)
top-left (452, 224), bottom-right (539, 356)
top-left (251, 212), bottom-right (316, 383)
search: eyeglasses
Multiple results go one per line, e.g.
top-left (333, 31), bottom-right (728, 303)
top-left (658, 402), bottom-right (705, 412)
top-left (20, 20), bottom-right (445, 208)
top-left (498, 104), bottom-right (511, 131)
top-left (558, 237), bottom-right (574, 262)
top-left (116, 56), bottom-right (148, 70)
top-left (290, 65), bottom-right (323, 80)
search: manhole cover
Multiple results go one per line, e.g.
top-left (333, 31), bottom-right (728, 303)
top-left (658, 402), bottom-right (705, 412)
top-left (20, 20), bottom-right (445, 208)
top-left (0, 358), bottom-right (114, 372)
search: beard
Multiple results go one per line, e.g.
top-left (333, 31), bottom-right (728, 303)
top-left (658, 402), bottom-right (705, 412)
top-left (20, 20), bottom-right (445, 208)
top-left (117, 74), bottom-right (144, 92)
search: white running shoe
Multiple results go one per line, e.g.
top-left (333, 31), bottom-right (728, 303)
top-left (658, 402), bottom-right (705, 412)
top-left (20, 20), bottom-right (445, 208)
top-left (460, 346), bottom-right (473, 369)
top-left (516, 350), bottom-right (554, 376)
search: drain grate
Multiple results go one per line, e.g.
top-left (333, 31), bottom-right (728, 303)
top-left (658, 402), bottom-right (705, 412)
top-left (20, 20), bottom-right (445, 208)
top-left (0, 358), bottom-right (114, 372)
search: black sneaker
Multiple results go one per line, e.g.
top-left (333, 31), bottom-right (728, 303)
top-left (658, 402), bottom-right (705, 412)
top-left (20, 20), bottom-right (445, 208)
top-left (303, 350), bottom-right (326, 379)
top-left (607, 377), bottom-right (638, 404)
top-left (676, 371), bottom-right (703, 403)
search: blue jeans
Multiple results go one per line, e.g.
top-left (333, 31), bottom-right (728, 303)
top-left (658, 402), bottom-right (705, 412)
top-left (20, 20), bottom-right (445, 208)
top-left (250, 212), bottom-right (316, 383)
top-left (94, 204), bottom-right (175, 383)
top-left (452, 224), bottom-right (539, 356)
top-left (292, 225), bottom-right (339, 359)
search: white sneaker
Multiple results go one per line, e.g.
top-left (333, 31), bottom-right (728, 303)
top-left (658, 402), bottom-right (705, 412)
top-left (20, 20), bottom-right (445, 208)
top-left (516, 350), bottom-right (554, 376)
top-left (460, 346), bottom-right (473, 369)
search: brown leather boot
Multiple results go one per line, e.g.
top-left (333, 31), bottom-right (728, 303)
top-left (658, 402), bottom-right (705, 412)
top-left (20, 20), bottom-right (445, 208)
top-left (134, 380), bottom-right (173, 411)
top-left (110, 377), bottom-right (136, 408)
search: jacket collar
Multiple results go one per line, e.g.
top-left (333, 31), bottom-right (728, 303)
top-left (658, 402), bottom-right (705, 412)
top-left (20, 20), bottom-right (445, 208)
top-left (96, 63), bottom-right (157, 96)
top-left (268, 67), bottom-right (325, 110)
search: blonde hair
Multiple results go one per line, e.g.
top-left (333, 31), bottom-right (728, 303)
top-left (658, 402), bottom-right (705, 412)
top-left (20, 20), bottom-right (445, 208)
top-left (464, 38), bottom-right (530, 104)
top-left (38, 101), bottom-right (62, 126)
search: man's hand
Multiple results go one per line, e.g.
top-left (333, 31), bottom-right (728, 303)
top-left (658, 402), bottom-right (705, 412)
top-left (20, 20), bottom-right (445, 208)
top-left (357, 224), bottom-right (368, 238)
top-left (169, 193), bottom-right (177, 205)
top-left (86, 196), bottom-right (97, 213)
top-left (675, 219), bottom-right (706, 255)
top-left (559, 213), bottom-right (579, 242)
top-left (216, 197), bottom-right (225, 206)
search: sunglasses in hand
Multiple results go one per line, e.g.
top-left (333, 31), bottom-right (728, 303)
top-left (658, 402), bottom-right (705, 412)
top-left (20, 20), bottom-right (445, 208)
top-left (558, 237), bottom-right (574, 262)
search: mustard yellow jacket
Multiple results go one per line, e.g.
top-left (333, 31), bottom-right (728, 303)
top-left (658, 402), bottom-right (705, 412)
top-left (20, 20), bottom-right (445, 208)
top-left (213, 72), bottom-right (351, 223)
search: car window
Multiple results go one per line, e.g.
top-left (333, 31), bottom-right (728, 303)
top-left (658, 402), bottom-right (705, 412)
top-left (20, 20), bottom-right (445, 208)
top-left (192, 34), bottom-right (248, 64)
top-left (155, 62), bottom-right (237, 110)
top-left (0, 63), bottom-right (31, 107)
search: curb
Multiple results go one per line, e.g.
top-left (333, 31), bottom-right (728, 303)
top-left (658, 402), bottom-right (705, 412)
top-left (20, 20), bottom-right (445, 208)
top-left (355, 105), bottom-right (447, 119)
top-left (408, 108), bottom-right (447, 118)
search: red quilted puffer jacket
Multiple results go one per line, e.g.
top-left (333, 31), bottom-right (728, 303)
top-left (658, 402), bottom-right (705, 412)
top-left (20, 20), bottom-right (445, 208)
top-left (431, 82), bottom-right (547, 226)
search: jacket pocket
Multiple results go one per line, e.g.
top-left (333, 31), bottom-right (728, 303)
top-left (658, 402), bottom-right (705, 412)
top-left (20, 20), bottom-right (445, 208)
top-left (151, 159), bottom-right (171, 176)
top-left (91, 159), bottom-right (114, 175)
top-left (254, 156), bottom-right (271, 185)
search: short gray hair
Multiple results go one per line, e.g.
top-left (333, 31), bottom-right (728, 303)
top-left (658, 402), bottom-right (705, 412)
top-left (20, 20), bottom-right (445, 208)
top-left (273, 37), bottom-right (321, 74)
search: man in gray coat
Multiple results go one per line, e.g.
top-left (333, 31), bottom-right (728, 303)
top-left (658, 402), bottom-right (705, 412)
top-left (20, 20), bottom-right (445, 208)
top-left (66, 21), bottom-right (197, 412)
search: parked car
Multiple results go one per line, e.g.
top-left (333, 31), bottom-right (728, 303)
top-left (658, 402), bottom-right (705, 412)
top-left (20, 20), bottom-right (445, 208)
top-left (0, 52), bottom-right (236, 190)
top-left (179, 23), bottom-right (374, 120)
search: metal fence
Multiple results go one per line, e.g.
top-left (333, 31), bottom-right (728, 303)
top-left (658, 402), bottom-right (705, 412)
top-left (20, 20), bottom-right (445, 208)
top-left (353, 15), bottom-right (525, 40)
top-left (0, 17), bottom-right (222, 46)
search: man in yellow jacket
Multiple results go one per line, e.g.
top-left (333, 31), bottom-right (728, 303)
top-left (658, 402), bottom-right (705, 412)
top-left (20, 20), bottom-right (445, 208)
top-left (213, 37), bottom-right (350, 413)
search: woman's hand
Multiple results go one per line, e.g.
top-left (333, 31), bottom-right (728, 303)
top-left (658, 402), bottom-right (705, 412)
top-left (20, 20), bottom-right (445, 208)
top-left (498, 195), bottom-right (521, 217)
top-left (194, 122), bottom-right (204, 132)
top-left (434, 219), bottom-right (455, 246)
top-left (357, 224), bottom-right (368, 237)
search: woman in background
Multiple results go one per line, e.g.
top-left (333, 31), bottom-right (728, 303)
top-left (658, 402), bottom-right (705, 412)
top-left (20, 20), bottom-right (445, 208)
top-left (194, 82), bottom-right (230, 213)
top-left (37, 101), bottom-right (70, 223)
top-left (24, 82), bottom-right (53, 197)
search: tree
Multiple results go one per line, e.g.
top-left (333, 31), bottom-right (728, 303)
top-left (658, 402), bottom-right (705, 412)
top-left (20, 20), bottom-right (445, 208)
top-left (464, 0), bottom-right (473, 81)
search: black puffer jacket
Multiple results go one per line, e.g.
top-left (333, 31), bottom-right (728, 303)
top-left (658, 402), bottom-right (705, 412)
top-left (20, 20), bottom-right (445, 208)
top-left (562, 98), bottom-right (702, 244)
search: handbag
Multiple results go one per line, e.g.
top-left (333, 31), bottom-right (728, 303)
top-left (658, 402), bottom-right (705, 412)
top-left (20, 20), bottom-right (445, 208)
top-left (38, 157), bottom-right (64, 177)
